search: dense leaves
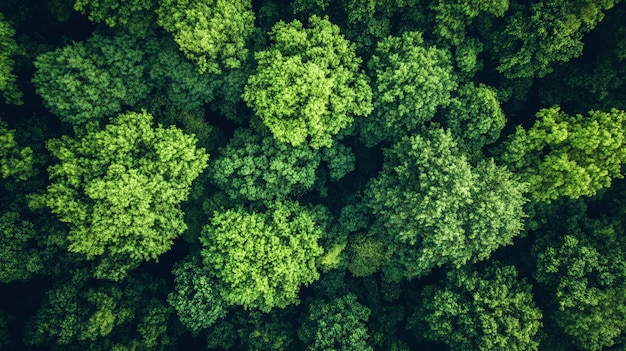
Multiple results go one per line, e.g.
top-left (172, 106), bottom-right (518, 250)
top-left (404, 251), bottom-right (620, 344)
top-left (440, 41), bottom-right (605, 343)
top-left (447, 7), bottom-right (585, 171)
top-left (0, 12), bottom-right (22, 104)
top-left (38, 111), bottom-right (208, 279)
top-left (500, 106), bottom-right (626, 202)
top-left (200, 201), bottom-right (326, 312)
top-left (243, 15), bottom-right (372, 148)
top-left (365, 128), bottom-right (527, 279)
top-left (411, 264), bottom-right (543, 351)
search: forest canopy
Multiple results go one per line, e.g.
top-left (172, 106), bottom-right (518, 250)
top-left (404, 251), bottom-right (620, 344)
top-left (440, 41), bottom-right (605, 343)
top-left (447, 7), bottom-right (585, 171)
top-left (1, 0), bottom-right (626, 350)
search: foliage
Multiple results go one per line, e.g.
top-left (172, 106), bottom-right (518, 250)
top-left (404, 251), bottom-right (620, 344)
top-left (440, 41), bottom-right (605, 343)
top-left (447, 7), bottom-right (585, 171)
top-left (0, 211), bottom-right (43, 283)
top-left (73, 0), bottom-right (156, 37)
top-left (32, 33), bottom-right (151, 125)
top-left (209, 127), bottom-right (321, 202)
top-left (298, 294), bottom-right (373, 351)
top-left (488, 0), bottom-right (620, 78)
top-left (438, 82), bottom-right (506, 160)
top-left (410, 264), bottom-right (543, 351)
top-left (361, 31), bottom-right (457, 146)
top-left (200, 201), bottom-right (326, 312)
top-left (156, 0), bottom-right (255, 74)
top-left (365, 128), bottom-right (527, 279)
top-left (38, 111), bottom-right (208, 280)
top-left (0, 12), bottom-right (22, 104)
top-left (243, 15), bottom-right (372, 148)
top-left (0, 119), bottom-right (34, 181)
top-left (167, 254), bottom-right (227, 334)
top-left (500, 106), bottom-right (626, 202)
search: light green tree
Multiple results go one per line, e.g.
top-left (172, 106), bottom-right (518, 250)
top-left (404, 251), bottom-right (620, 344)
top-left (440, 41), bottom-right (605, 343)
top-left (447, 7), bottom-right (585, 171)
top-left (36, 111), bottom-right (208, 280)
top-left (365, 128), bottom-right (527, 280)
top-left (411, 264), bottom-right (543, 351)
top-left (156, 0), bottom-right (255, 74)
top-left (0, 12), bottom-right (22, 104)
top-left (243, 15), bottom-right (372, 148)
top-left (361, 31), bottom-right (457, 146)
top-left (298, 294), bottom-right (373, 351)
top-left (500, 106), bottom-right (626, 202)
top-left (200, 201), bottom-right (326, 312)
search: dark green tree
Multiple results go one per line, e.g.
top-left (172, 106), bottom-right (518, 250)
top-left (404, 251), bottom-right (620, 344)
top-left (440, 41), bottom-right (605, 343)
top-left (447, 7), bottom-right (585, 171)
top-left (73, 0), bottom-right (157, 37)
top-left (243, 15), bottom-right (372, 148)
top-left (0, 12), bottom-right (22, 104)
top-left (500, 106), bottom-right (626, 202)
top-left (200, 201), bottom-right (327, 312)
top-left (365, 128), bottom-right (527, 280)
top-left (32, 33), bottom-right (151, 125)
top-left (34, 111), bottom-right (208, 280)
top-left (410, 264), bottom-right (543, 351)
top-left (361, 31), bottom-right (457, 146)
top-left (298, 294), bottom-right (373, 351)
top-left (0, 211), bottom-right (43, 283)
top-left (0, 119), bottom-right (34, 181)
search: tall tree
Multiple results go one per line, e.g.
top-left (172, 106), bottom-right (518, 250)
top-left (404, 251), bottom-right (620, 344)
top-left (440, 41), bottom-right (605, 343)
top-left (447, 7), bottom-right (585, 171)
top-left (365, 128), bottom-right (527, 280)
top-left (243, 15), bottom-right (372, 148)
top-left (500, 106), bottom-right (626, 202)
top-left (410, 264), bottom-right (543, 351)
top-left (34, 111), bottom-right (208, 280)
top-left (200, 201), bottom-right (327, 312)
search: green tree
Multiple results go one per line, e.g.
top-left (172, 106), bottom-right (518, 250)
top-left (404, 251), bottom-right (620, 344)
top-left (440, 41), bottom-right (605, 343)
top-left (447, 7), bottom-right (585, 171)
top-left (410, 264), bottom-right (543, 351)
top-left (361, 31), bottom-right (457, 146)
top-left (167, 254), bottom-right (228, 334)
top-left (534, 216), bottom-right (626, 351)
top-left (365, 128), bottom-right (527, 280)
top-left (73, 0), bottom-right (157, 37)
top-left (437, 82), bottom-right (506, 160)
top-left (500, 106), bottom-right (626, 202)
top-left (0, 119), bottom-right (34, 181)
top-left (27, 273), bottom-right (178, 350)
top-left (209, 127), bottom-right (321, 202)
top-left (36, 111), bottom-right (208, 280)
top-left (0, 12), bottom-right (22, 104)
top-left (156, 0), bottom-right (255, 74)
top-left (298, 294), bottom-right (373, 351)
top-left (243, 15), bottom-right (372, 148)
top-left (488, 0), bottom-right (619, 79)
top-left (200, 201), bottom-right (326, 312)
top-left (0, 211), bottom-right (43, 283)
top-left (32, 33), bottom-right (151, 125)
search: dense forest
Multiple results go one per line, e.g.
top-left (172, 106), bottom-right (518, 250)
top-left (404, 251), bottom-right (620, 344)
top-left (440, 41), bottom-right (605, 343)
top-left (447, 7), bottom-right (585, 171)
top-left (1, 0), bottom-right (626, 350)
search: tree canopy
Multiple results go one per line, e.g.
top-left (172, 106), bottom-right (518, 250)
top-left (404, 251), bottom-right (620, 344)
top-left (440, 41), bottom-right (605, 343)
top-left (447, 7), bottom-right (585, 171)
top-left (37, 111), bottom-right (208, 279)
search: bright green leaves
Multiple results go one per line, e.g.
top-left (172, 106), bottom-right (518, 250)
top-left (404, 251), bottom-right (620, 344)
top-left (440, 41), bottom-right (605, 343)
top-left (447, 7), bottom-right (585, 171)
top-left (40, 111), bottom-right (208, 279)
top-left (0, 12), bottom-right (22, 104)
top-left (0, 120), bottom-right (34, 181)
top-left (501, 106), bottom-right (626, 202)
top-left (200, 202), bottom-right (325, 312)
top-left (243, 15), bottom-right (372, 149)
top-left (365, 128), bottom-right (527, 279)
top-left (156, 0), bottom-right (255, 74)
top-left (209, 127), bottom-right (321, 202)
top-left (362, 31), bottom-right (457, 146)
top-left (33, 33), bottom-right (150, 125)
top-left (411, 264), bottom-right (543, 351)
top-left (0, 211), bottom-right (43, 283)
top-left (298, 294), bottom-right (373, 351)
